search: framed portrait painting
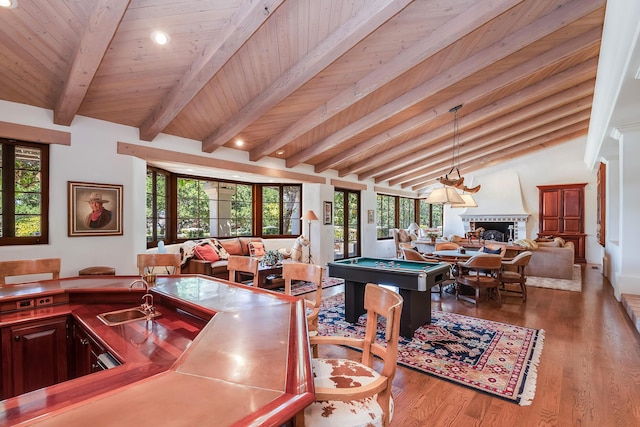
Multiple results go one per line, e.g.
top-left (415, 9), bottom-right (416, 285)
top-left (68, 181), bottom-right (123, 237)
top-left (323, 201), bottom-right (333, 225)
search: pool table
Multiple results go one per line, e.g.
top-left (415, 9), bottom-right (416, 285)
top-left (327, 257), bottom-right (450, 337)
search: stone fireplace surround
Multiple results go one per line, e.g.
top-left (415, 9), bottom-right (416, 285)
top-left (460, 214), bottom-right (529, 242)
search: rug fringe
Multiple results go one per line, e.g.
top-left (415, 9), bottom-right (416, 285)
top-left (518, 328), bottom-right (545, 406)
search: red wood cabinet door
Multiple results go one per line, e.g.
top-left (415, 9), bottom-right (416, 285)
top-left (2, 317), bottom-right (68, 398)
top-left (561, 187), bottom-right (584, 233)
top-left (539, 188), bottom-right (561, 234)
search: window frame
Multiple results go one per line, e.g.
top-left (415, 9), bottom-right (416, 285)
top-left (0, 139), bottom-right (49, 246)
top-left (146, 167), bottom-right (302, 247)
top-left (376, 194), bottom-right (440, 240)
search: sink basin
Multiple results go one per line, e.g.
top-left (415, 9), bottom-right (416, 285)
top-left (97, 307), bottom-right (161, 326)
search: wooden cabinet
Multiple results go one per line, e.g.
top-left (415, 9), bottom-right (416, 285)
top-left (70, 320), bottom-right (106, 378)
top-left (1, 316), bottom-right (69, 399)
top-left (538, 183), bottom-right (587, 263)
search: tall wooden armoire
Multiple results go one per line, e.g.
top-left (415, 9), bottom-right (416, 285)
top-left (537, 183), bottom-right (586, 263)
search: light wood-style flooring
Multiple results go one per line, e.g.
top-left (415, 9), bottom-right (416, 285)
top-left (308, 265), bottom-right (640, 426)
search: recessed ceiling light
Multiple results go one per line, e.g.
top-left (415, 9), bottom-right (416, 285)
top-left (0, 0), bottom-right (17, 8)
top-left (235, 139), bottom-right (244, 147)
top-left (276, 150), bottom-right (285, 155)
top-left (150, 30), bottom-right (170, 45)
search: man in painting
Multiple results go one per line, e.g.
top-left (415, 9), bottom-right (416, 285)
top-left (84, 192), bottom-right (112, 229)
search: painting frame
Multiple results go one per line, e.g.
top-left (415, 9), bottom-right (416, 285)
top-left (323, 201), bottom-right (333, 225)
top-left (367, 209), bottom-right (375, 224)
top-left (68, 181), bottom-right (123, 237)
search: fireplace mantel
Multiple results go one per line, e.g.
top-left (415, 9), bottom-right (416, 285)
top-left (459, 214), bottom-right (530, 241)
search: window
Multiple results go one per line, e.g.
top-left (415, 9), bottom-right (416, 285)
top-left (146, 167), bottom-right (301, 245)
top-left (0, 139), bottom-right (49, 245)
top-left (398, 197), bottom-right (415, 229)
top-left (261, 184), bottom-right (301, 235)
top-left (146, 168), bottom-right (168, 243)
top-left (376, 194), bottom-right (395, 238)
top-left (174, 178), bottom-right (254, 239)
top-left (376, 194), bottom-right (442, 239)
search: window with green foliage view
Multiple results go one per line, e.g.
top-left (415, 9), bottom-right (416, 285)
top-left (0, 139), bottom-right (49, 245)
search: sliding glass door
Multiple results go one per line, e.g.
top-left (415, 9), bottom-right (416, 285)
top-left (334, 189), bottom-right (360, 260)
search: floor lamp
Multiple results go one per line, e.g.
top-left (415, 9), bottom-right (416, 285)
top-left (302, 210), bottom-right (319, 264)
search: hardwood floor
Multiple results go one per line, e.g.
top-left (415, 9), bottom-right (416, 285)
top-left (308, 265), bottom-right (640, 426)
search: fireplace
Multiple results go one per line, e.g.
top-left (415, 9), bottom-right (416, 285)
top-left (460, 215), bottom-right (528, 242)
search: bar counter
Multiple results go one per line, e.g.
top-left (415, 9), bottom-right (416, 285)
top-left (0, 275), bottom-right (314, 426)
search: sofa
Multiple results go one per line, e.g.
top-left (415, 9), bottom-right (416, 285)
top-left (472, 238), bottom-right (575, 280)
top-left (146, 237), bottom-right (295, 279)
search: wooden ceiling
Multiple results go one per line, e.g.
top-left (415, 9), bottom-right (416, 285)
top-left (0, 0), bottom-right (605, 191)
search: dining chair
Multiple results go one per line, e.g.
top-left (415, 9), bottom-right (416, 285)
top-left (282, 262), bottom-right (324, 355)
top-left (227, 255), bottom-right (259, 285)
top-left (137, 253), bottom-right (181, 275)
top-left (0, 258), bottom-right (61, 285)
top-left (499, 250), bottom-right (533, 302)
top-left (435, 242), bottom-right (460, 251)
top-left (303, 283), bottom-right (403, 427)
top-left (401, 247), bottom-right (445, 293)
top-left (454, 253), bottom-right (503, 306)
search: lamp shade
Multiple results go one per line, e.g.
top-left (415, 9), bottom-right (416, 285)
top-left (424, 187), bottom-right (464, 204)
top-left (450, 193), bottom-right (478, 208)
top-left (302, 210), bottom-right (319, 221)
top-left (407, 222), bottom-right (420, 232)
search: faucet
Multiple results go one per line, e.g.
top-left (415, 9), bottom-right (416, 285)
top-left (130, 278), bottom-right (155, 314)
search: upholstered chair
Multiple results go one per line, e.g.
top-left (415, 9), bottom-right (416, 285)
top-left (435, 242), bottom-right (460, 251)
top-left (454, 254), bottom-right (503, 306)
top-left (303, 283), bottom-right (403, 427)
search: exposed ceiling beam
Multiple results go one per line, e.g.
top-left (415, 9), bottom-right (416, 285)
top-left (287, 0), bottom-right (602, 168)
top-left (349, 59), bottom-right (597, 181)
top-left (139, 0), bottom-right (286, 142)
top-left (387, 95), bottom-right (593, 186)
top-left (249, 0), bottom-right (526, 162)
top-left (53, 0), bottom-right (131, 126)
top-left (410, 119), bottom-right (590, 191)
top-left (201, 0), bottom-right (414, 152)
top-left (320, 27), bottom-right (601, 175)
top-left (398, 108), bottom-right (592, 188)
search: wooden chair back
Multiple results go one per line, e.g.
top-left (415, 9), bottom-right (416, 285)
top-left (459, 253), bottom-right (503, 276)
top-left (402, 247), bottom-right (435, 262)
top-left (0, 258), bottom-right (61, 285)
top-left (307, 283), bottom-right (403, 426)
top-left (137, 253), bottom-right (181, 275)
top-left (435, 242), bottom-right (460, 251)
top-left (227, 255), bottom-right (259, 285)
top-left (283, 262), bottom-right (324, 335)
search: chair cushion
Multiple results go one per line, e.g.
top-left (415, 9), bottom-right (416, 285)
top-left (480, 246), bottom-right (502, 254)
top-left (219, 238), bottom-right (242, 255)
top-left (397, 229), bottom-right (411, 243)
top-left (304, 358), bottom-right (393, 427)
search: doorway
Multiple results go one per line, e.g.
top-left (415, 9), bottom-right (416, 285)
top-left (334, 189), bottom-right (360, 260)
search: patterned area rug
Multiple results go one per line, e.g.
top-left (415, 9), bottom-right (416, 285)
top-left (275, 277), bottom-right (345, 296)
top-left (318, 293), bottom-right (545, 405)
top-left (526, 264), bottom-right (581, 292)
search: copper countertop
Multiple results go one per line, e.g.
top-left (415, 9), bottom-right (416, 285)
top-left (0, 275), bottom-right (313, 426)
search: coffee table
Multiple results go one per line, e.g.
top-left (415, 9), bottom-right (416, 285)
top-left (256, 263), bottom-right (283, 289)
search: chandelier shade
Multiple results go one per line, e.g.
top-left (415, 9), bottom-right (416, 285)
top-left (450, 193), bottom-right (478, 208)
top-left (424, 187), bottom-right (464, 204)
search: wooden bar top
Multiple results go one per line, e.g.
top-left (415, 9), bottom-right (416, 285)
top-left (0, 275), bottom-right (314, 426)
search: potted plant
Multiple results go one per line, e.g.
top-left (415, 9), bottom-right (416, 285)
top-left (426, 231), bottom-right (439, 244)
top-left (261, 249), bottom-right (282, 267)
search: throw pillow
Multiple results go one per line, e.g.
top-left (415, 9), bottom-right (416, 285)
top-left (480, 246), bottom-right (502, 254)
top-left (193, 244), bottom-right (220, 262)
top-left (398, 229), bottom-right (411, 243)
top-left (210, 239), bottom-right (230, 260)
top-left (514, 239), bottom-right (539, 250)
top-left (248, 241), bottom-right (266, 257)
top-left (220, 238), bottom-right (243, 255)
